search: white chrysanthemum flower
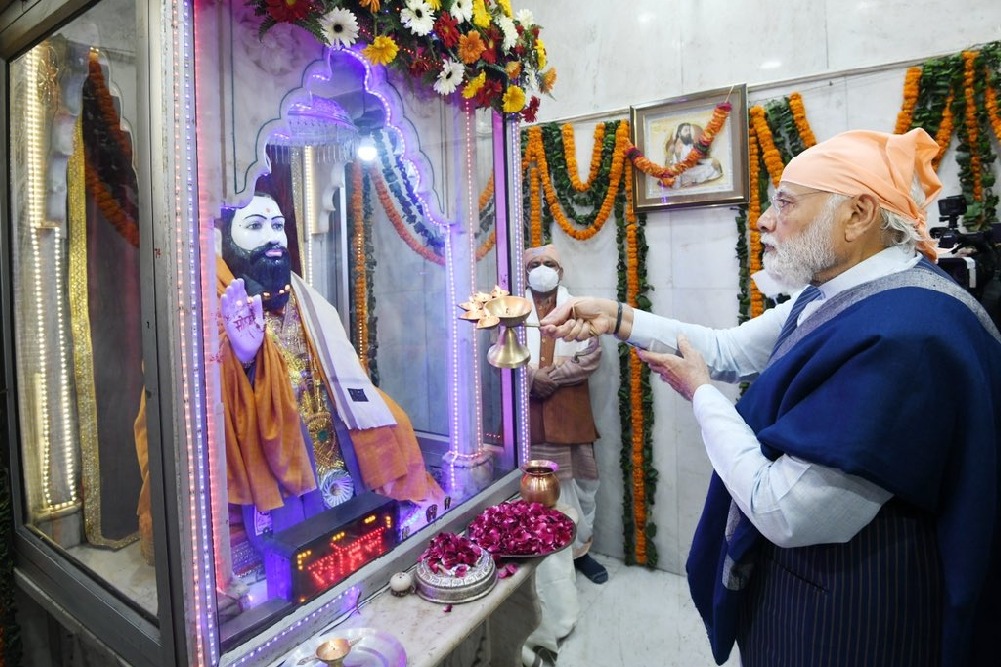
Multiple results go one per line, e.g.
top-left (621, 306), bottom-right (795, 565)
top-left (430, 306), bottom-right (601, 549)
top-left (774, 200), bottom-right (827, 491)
top-left (515, 8), bottom-right (534, 26)
top-left (495, 15), bottom-right (518, 51)
top-left (433, 59), bottom-right (465, 96)
top-left (450, 0), bottom-right (473, 24)
top-left (401, 0), bottom-right (435, 36)
top-left (320, 8), bottom-right (359, 48)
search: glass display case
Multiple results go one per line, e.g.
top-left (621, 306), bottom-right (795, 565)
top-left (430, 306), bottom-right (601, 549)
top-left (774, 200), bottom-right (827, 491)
top-left (1, 0), bottom-right (540, 664)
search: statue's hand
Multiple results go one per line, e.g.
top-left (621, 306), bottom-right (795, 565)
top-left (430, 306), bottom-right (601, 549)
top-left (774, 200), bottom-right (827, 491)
top-left (220, 279), bottom-right (264, 365)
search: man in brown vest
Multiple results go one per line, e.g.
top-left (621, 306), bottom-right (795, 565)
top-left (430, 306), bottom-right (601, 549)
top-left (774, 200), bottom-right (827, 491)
top-left (524, 244), bottom-right (606, 583)
top-left (522, 244), bottom-right (607, 667)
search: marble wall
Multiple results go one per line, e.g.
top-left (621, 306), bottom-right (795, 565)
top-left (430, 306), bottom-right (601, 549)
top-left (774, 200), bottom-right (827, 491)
top-left (520, 0), bottom-right (1001, 573)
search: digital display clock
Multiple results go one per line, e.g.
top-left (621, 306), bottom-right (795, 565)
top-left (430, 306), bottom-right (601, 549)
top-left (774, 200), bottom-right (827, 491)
top-left (262, 492), bottom-right (399, 603)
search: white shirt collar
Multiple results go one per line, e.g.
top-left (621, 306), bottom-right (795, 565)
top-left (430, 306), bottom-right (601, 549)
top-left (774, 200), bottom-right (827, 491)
top-left (817, 245), bottom-right (920, 300)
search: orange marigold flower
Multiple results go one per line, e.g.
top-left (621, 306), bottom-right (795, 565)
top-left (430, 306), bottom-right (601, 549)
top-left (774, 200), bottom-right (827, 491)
top-left (505, 61), bottom-right (522, 80)
top-left (540, 67), bottom-right (556, 94)
top-left (359, 0), bottom-right (380, 11)
top-left (458, 30), bottom-right (486, 64)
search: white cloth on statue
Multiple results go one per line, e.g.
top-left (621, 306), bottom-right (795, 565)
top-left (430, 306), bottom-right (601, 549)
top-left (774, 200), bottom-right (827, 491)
top-left (290, 273), bottom-right (396, 430)
top-left (522, 502), bottom-right (581, 667)
top-left (525, 286), bottom-right (590, 364)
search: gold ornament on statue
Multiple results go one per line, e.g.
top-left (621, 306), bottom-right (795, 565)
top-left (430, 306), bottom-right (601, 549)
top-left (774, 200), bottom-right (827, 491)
top-left (457, 287), bottom-right (534, 368)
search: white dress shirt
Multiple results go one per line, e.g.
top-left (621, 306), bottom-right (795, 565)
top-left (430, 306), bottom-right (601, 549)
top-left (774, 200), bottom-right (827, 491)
top-left (628, 246), bottom-right (921, 547)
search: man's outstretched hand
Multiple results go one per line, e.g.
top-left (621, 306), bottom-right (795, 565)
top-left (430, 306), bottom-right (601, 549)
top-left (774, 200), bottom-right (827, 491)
top-left (220, 278), bottom-right (264, 365)
top-left (540, 297), bottom-right (618, 341)
top-left (636, 335), bottom-right (710, 402)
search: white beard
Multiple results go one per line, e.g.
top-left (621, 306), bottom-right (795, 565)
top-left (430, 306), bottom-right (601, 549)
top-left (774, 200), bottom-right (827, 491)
top-left (762, 204), bottom-right (839, 290)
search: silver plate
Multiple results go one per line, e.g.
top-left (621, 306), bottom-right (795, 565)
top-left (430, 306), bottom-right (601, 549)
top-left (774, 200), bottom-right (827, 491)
top-left (280, 627), bottom-right (406, 667)
top-left (413, 547), bottom-right (498, 604)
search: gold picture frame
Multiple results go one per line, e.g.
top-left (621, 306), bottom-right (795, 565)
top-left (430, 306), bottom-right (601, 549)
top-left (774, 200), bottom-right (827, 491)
top-left (630, 84), bottom-right (749, 212)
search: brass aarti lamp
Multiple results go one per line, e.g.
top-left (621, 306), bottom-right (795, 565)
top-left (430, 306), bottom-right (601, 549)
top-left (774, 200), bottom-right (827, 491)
top-left (457, 288), bottom-right (534, 369)
top-left (484, 295), bottom-right (533, 368)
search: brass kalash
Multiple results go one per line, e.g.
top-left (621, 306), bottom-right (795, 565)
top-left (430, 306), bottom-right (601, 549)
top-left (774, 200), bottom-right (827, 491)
top-left (458, 287), bottom-right (534, 368)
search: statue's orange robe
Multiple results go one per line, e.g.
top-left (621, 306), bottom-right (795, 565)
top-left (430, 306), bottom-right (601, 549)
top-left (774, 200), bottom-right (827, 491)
top-left (135, 258), bottom-right (442, 562)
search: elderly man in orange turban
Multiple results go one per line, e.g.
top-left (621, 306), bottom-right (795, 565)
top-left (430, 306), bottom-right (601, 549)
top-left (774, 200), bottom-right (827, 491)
top-left (540, 129), bottom-right (1001, 667)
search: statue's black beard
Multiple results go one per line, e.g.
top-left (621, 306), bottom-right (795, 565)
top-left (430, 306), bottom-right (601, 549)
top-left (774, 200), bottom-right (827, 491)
top-left (222, 240), bottom-right (292, 312)
top-left (680, 134), bottom-right (693, 145)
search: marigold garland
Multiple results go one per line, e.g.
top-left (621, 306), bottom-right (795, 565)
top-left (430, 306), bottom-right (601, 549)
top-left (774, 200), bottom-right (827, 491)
top-left (894, 43), bottom-right (1000, 229)
top-left (624, 102), bottom-right (732, 187)
top-left (894, 67), bottom-right (923, 134)
top-left (370, 164), bottom-right (445, 266)
top-left (986, 82), bottom-right (1001, 143)
top-left (932, 90), bottom-right (955, 170)
top-left (746, 121), bottom-right (766, 318)
top-left (749, 105), bottom-right (784, 187)
top-left (562, 123), bottom-right (607, 192)
top-left (962, 51), bottom-right (983, 205)
top-left (84, 51), bottom-right (140, 248)
top-left (788, 92), bottom-right (817, 148)
top-left (522, 122), bottom-right (630, 241)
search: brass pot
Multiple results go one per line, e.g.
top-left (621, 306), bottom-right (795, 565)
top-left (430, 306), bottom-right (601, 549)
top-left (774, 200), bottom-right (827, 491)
top-left (519, 460), bottom-right (560, 507)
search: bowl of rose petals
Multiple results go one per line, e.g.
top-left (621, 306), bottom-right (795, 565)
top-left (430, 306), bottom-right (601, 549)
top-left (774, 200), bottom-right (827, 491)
top-left (414, 532), bottom-right (497, 604)
top-left (466, 500), bottom-right (576, 558)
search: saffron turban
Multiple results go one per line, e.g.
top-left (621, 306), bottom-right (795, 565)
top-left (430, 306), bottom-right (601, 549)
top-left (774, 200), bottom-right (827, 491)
top-left (523, 244), bottom-right (562, 269)
top-left (781, 128), bottom-right (943, 261)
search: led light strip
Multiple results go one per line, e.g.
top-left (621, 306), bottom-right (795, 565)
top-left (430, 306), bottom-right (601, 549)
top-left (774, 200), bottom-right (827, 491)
top-left (52, 230), bottom-right (80, 506)
top-left (23, 49), bottom-right (57, 509)
top-left (172, 0), bottom-right (216, 660)
top-left (303, 145), bottom-right (315, 285)
top-left (229, 586), bottom-right (361, 666)
top-left (508, 118), bottom-right (531, 464)
top-left (464, 107), bottom-right (484, 454)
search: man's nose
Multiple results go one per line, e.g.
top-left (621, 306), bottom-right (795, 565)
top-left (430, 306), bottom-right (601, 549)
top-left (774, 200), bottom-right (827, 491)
top-left (757, 206), bottom-right (776, 232)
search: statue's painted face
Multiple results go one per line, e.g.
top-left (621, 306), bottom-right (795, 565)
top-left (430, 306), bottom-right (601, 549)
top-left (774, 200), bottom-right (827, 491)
top-left (222, 195), bottom-right (292, 311)
top-left (230, 195), bottom-right (288, 252)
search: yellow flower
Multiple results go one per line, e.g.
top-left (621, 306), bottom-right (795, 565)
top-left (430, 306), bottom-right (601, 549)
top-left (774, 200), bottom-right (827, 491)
top-left (426, 0), bottom-right (441, 8)
top-left (363, 35), bottom-right (399, 66)
top-left (496, 0), bottom-right (512, 16)
top-left (472, 0), bottom-right (490, 27)
top-left (359, 0), bottom-right (380, 11)
top-left (535, 38), bottom-right (547, 69)
top-left (502, 84), bottom-right (526, 113)
top-left (463, 71), bottom-right (486, 99)
top-left (505, 61), bottom-right (522, 80)
top-left (540, 67), bottom-right (556, 94)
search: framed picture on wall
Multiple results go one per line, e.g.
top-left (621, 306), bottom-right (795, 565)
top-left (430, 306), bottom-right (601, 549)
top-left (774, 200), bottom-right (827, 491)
top-left (630, 84), bottom-right (749, 212)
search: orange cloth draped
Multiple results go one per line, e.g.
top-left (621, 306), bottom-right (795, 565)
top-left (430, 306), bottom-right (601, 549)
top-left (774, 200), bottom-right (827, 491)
top-left (216, 258), bottom-right (317, 510)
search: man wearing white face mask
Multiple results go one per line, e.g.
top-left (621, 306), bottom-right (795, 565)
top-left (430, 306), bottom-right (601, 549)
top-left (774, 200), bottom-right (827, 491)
top-left (522, 244), bottom-right (606, 667)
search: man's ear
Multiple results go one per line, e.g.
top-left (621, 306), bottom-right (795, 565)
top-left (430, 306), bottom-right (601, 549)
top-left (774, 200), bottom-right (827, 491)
top-left (843, 193), bottom-right (881, 243)
top-left (214, 227), bottom-right (223, 257)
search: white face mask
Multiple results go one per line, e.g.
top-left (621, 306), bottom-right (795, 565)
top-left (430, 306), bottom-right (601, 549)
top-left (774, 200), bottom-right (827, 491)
top-left (528, 265), bottom-right (560, 293)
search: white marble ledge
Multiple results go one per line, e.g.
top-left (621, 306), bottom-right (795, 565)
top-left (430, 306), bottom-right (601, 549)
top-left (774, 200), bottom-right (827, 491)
top-left (271, 558), bottom-right (538, 667)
